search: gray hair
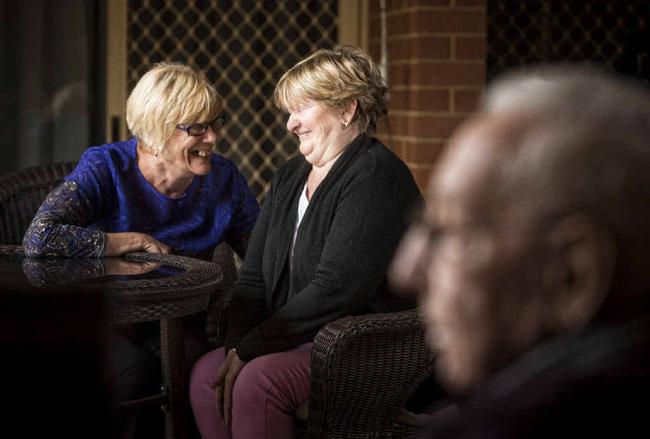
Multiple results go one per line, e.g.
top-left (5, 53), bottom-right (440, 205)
top-left (481, 64), bottom-right (650, 246)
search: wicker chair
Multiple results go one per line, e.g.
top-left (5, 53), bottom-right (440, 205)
top-left (0, 161), bottom-right (77, 245)
top-left (208, 257), bottom-right (436, 439)
top-left (300, 309), bottom-right (436, 439)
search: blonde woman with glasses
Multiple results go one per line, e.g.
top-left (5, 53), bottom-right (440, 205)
top-left (24, 62), bottom-right (258, 260)
top-left (23, 62), bottom-right (259, 438)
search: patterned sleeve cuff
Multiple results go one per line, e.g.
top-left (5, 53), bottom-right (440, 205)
top-left (23, 181), bottom-right (105, 258)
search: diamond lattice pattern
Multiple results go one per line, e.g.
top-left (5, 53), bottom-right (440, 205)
top-left (128, 0), bottom-right (338, 199)
top-left (488, 0), bottom-right (648, 80)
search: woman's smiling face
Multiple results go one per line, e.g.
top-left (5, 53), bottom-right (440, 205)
top-left (286, 100), bottom-right (347, 167)
top-left (162, 123), bottom-right (219, 176)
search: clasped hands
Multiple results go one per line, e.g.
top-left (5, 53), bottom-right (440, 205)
top-left (211, 348), bottom-right (246, 426)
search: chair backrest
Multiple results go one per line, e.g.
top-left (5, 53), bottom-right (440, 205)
top-left (0, 161), bottom-right (77, 245)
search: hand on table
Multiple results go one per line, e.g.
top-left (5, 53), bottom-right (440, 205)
top-left (212, 348), bottom-right (246, 426)
top-left (105, 232), bottom-right (171, 256)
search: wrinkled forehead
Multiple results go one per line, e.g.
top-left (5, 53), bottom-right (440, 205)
top-left (427, 114), bottom-right (525, 225)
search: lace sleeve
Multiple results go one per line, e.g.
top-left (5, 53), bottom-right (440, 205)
top-left (22, 181), bottom-right (106, 257)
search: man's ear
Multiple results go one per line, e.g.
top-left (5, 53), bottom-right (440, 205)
top-left (540, 215), bottom-right (616, 333)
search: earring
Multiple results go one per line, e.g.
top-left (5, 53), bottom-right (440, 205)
top-left (343, 121), bottom-right (349, 129)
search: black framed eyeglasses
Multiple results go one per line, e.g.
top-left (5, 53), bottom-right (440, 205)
top-left (176, 114), bottom-right (226, 136)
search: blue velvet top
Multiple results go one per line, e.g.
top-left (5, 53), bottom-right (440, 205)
top-left (23, 138), bottom-right (260, 258)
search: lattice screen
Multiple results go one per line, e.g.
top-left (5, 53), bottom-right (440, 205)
top-left (127, 0), bottom-right (338, 198)
top-left (488, 0), bottom-right (648, 81)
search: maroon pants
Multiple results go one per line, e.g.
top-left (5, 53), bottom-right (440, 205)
top-left (189, 343), bottom-right (312, 439)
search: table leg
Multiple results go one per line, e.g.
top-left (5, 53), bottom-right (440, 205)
top-left (160, 317), bottom-right (186, 439)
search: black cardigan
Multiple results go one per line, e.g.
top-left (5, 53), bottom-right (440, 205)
top-left (225, 134), bottom-right (422, 361)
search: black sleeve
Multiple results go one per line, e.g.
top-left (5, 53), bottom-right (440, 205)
top-left (223, 179), bottom-right (275, 352)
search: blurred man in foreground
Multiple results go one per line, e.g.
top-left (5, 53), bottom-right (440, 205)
top-left (390, 65), bottom-right (650, 437)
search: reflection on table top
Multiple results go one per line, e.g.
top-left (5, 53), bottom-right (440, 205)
top-left (0, 245), bottom-right (223, 324)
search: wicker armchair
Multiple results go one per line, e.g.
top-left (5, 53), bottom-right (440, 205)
top-left (205, 243), bottom-right (436, 439)
top-left (300, 309), bottom-right (436, 439)
top-left (0, 161), bottom-right (77, 245)
top-left (207, 250), bottom-right (436, 439)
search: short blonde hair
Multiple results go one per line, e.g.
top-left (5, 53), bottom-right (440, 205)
top-left (126, 63), bottom-right (222, 152)
top-left (273, 45), bottom-right (389, 134)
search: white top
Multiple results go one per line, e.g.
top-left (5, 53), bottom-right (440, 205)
top-left (290, 182), bottom-right (309, 270)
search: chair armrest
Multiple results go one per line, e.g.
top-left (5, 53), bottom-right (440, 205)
top-left (306, 309), bottom-right (436, 439)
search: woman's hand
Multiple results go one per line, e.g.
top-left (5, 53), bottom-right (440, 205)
top-left (212, 348), bottom-right (246, 426)
top-left (105, 232), bottom-right (171, 256)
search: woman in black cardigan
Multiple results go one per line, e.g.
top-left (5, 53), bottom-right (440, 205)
top-left (190, 45), bottom-right (421, 439)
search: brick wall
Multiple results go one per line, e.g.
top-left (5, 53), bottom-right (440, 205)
top-left (368, 0), bottom-right (487, 191)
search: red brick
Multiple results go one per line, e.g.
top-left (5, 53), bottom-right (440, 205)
top-left (388, 36), bottom-right (451, 61)
top-left (414, 36), bottom-right (452, 58)
top-left (384, 0), bottom-right (402, 11)
top-left (387, 10), bottom-right (417, 35)
top-left (389, 62), bottom-right (485, 86)
top-left (375, 122), bottom-right (389, 136)
top-left (409, 166), bottom-right (435, 192)
top-left (387, 9), bottom-right (485, 35)
top-left (453, 88), bottom-right (483, 113)
top-left (455, 36), bottom-right (486, 59)
top-left (369, 16), bottom-right (381, 37)
top-left (374, 128), bottom-right (390, 144)
top-left (390, 89), bottom-right (449, 112)
top-left (387, 40), bottom-right (410, 61)
top-left (390, 138), bottom-right (409, 161)
top-left (372, 130), bottom-right (410, 162)
top-left (414, 10), bottom-right (485, 34)
top-left (391, 114), bottom-right (465, 139)
top-left (407, 141), bottom-right (446, 164)
top-left (380, 114), bottom-right (398, 137)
